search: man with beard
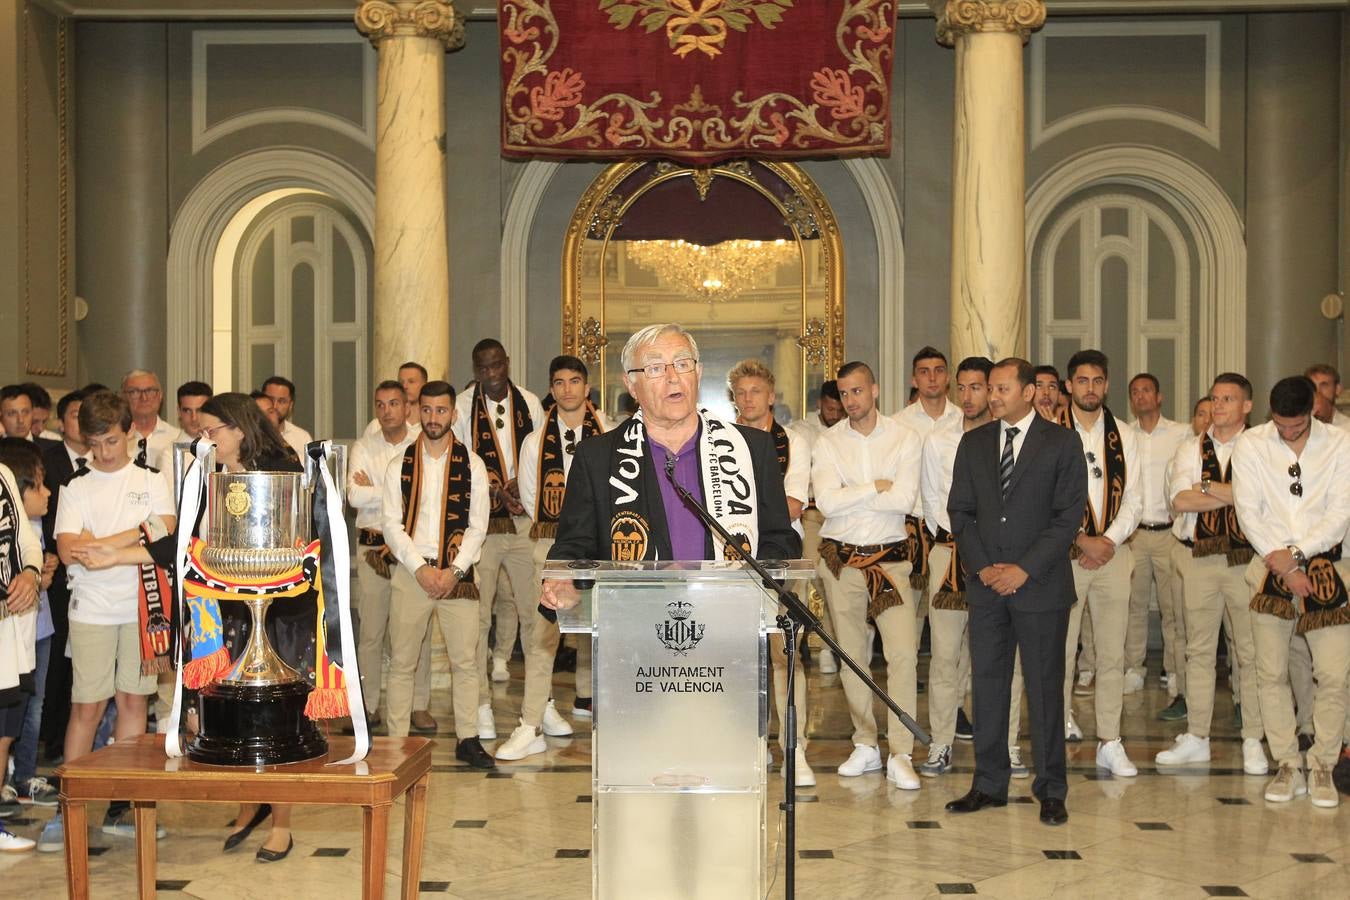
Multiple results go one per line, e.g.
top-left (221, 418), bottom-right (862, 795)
top-left (497, 356), bottom-right (612, 760)
top-left (380, 381), bottom-right (494, 768)
top-left (919, 357), bottom-right (1028, 779)
top-left (261, 376), bottom-right (312, 461)
top-left (1056, 351), bottom-right (1142, 775)
top-left (454, 339), bottom-right (545, 741)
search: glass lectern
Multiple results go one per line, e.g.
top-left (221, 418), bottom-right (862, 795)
top-left (544, 560), bottom-right (814, 900)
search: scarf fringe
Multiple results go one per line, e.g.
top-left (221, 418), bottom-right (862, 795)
top-left (530, 521), bottom-right (559, 540)
top-left (1226, 548), bottom-right (1255, 567)
top-left (1251, 593), bottom-right (1296, 620)
top-left (450, 581), bottom-right (481, 600)
top-left (818, 541), bottom-right (845, 580)
top-left (1298, 605), bottom-right (1350, 634)
top-left (868, 588), bottom-right (905, 621)
top-left (931, 589), bottom-right (967, 611)
top-left (140, 656), bottom-right (173, 677)
top-left (304, 686), bottom-right (348, 719)
top-left (487, 517), bottom-right (517, 535)
top-left (909, 572), bottom-right (929, 591)
top-left (1192, 535), bottom-right (1228, 558)
top-left (182, 647), bottom-right (232, 690)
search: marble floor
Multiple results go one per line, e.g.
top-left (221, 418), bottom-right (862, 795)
top-left (2, 647), bottom-right (1347, 899)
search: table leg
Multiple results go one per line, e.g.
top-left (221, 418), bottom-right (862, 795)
top-left (63, 799), bottom-right (90, 900)
top-left (400, 775), bottom-right (431, 900)
top-left (362, 802), bottom-right (391, 900)
top-left (133, 801), bottom-right (157, 900)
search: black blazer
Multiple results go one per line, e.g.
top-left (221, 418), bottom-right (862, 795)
top-left (40, 440), bottom-right (77, 546)
top-left (547, 422), bottom-right (801, 563)
top-left (947, 413), bottom-right (1086, 613)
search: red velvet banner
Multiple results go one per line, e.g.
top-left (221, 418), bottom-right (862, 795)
top-left (499, 1), bottom-right (896, 163)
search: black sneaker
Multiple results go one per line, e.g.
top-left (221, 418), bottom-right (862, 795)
top-left (456, 737), bottom-right (496, 770)
top-left (955, 708), bottom-right (974, 742)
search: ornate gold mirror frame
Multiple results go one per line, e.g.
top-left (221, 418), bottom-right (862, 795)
top-left (562, 160), bottom-right (844, 418)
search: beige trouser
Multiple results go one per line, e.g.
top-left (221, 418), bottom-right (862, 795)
top-left (575, 635), bottom-right (593, 702)
top-left (1126, 528), bottom-right (1180, 677)
top-left (356, 551), bottom-right (432, 715)
top-left (1066, 548), bottom-right (1134, 741)
top-left (1173, 548), bottom-right (1263, 740)
top-left (1077, 605), bottom-right (1096, 674)
top-left (927, 545), bottom-right (1021, 747)
top-left (818, 557), bottom-right (918, 757)
top-left (492, 566), bottom-right (519, 662)
top-left (1289, 630), bottom-right (1315, 734)
top-left (476, 519), bottom-right (540, 706)
top-left (386, 566), bottom-right (479, 739)
top-left (512, 538), bottom-right (563, 727)
top-left (1246, 558), bottom-right (1350, 769)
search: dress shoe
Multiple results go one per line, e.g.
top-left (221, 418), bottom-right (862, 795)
top-left (224, 803), bottom-right (272, 852)
top-left (255, 834), bottom-right (293, 863)
top-left (1039, 796), bottom-right (1068, 826)
top-left (945, 789), bottom-right (1007, 814)
top-left (456, 737), bottom-right (497, 770)
top-left (410, 710), bottom-right (438, 733)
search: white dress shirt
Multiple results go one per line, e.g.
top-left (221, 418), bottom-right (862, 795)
top-left (920, 417), bottom-right (969, 537)
top-left (1332, 409), bottom-right (1350, 433)
top-left (786, 414), bottom-right (831, 506)
top-left (452, 384), bottom-right (545, 482)
top-left (347, 424), bottom-right (420, 531)
top-left (892, 398), bottom-right (962, 442)
top-left (517, 409), bottom-right (614, 517)
top-left (381, 440), bottom-right (489, 577)
top-left (1131, 416), bottom-right (1191, 526)
top-left (1166, 427), bottom-right (1243, 543)
top-left (812, 415), bottom-right (921, 545)
top-left (1071, 408), bottom-right (1142, 545)
top-left (280, 419), bottom-right (314, 461)
top-left (1232, 419), bottom-right (1350, 559)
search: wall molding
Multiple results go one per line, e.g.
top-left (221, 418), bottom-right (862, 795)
top-left (1026, 145), bottom-right (1246, 383)
top-left (166, 148), bottom-right (374, 396)
top-left (1030, 20), bottom-right (1221, 150)
top-left (499, 161), bottom-right (561, 367)
top-left (191, 28), bottom-right (376, 154)
top-left (843, 157), bottom-right (905, 407)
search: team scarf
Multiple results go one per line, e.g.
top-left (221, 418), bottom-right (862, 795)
top-left (907, 515), bottom-right (931, 591)
top-left (399, 434), bottom-right (480, 598)
top-left (819, 537), bottom-right (912, 620)
top-left (769, 420), bottom-right (791, 474)
top-left (136, 522), bottom-right (174, 675)
top-left (1251, 546), bottom-right (1350, 633)
top-left (1191, 434), bottom-right (1255, 567)
top-left (929, 526), bottom-right (967, 611)
top-left (471, 382), bottom-right (534, 534)
top-left (1058, 406), bottom-right (1127, 560)
top-left (530, 402), bottom-right (605, 539)
top-left (0, 468), bottom-right (22, 623)
top-left (607, 409), bottom-right (760, 562)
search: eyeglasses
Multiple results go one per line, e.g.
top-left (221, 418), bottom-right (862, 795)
top-left (1288, 461), bottom-right (1302, 497)
top-left (123, 387), bottom-right (161, 398)
top-left (494, 402), bottom-right (506, 430)
top-left (202, 423), bottom-right (232, 440)
top-left (1085, 451), bottom-right (1102, 480)
top-left (626, 358), bottom-right (698, 380)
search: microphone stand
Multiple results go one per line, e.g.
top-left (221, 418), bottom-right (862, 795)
top-left (663, 457), bottom-right (929, 900)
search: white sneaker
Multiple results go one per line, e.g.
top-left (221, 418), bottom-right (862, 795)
top-left (495, 723), bottom-right (546, 761)
top-left (1155, 733), bottom-right (1210, 766)
top-left (1065, 711), bottom-right (1083, 742)
top-left (1074, 670), bottom-right (1095, 696)
top-left (817, 648), bottom-right (839, 675)
top-left (1095, 739), bottom-right (1138, 777)
top-left (1308, 762), bottom-right (1338, 808)
top-left (886, 754), bottom-right (921, 790)
top-left (477, 703), bottom-right (497, 740)
top-left (781, 746), bottom-right (816, 788)
top-left (0, 827), bottom-right (35, 853)
top-left (1122, 669), bottom-right (1145, 694)
top-left (1009, 745), bottom-right (1029, 779)
top-left (491, 658), bottom-right (510, 683)
top-left (1242, 738), bottom-right (1269, 776)
top-left (837, 743), bottom-right (882, 777)
top-left (1163, 672), bottom-right (1178, 697)
top-left (1264, 763), bottom-right (1307, 802)
top-left (541, 699), bottom-right (574, 737)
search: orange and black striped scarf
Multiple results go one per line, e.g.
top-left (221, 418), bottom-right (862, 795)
top-left (399, 436), bottom-right (479, 599)
top-left (529, 403), bottom-right (604, 539)
top-left (471, 383), bottom-right (534, 534)
top-left (929, 526), bottom-right (967, 611)
top-left (1058, 406), bottom-right (1126, 560)
top-left (819, 537), bottom-right (912, 620)
top-left (1192, 433), bottom-right (1254, 567)
top-left (1251, 546), bottom-right (1350, 633)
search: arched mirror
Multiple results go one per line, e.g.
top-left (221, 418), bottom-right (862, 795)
top-left (563, 160), bottom-right (844, 422)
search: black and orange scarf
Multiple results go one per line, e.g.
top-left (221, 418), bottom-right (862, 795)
top-left (399, 436), bottom-right (479, 599)
top-left (929, 526), bottom-right (967, 611)
top-left (819, 537), bottom-right (912, 620)
top-left (1059, 406), bottom-right (1126, 560)
top-left (1192, 433), bottom-right (1254, 567)
top-left (770, 420), bottom-right (791, 474)
top-left (471, 383), bottom-right (534, 534)
top-left (530, 403), bottom-right (604, 539)
top-left (1251, 546), bottom-right (1350, 633)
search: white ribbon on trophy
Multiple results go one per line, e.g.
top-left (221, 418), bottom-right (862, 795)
top-left (165, 438), bottom-right (215, 759)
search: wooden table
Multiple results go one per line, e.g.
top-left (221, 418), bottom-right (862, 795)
top-left (56, 734), bottom-right (432, 900)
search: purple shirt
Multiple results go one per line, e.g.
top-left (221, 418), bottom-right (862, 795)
top-left (649, 427), bottom-right (707, 560)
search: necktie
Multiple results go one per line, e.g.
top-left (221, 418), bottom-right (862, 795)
top-left (1000, 427), bottom-right (1019, 499)
top-left (75, 456), bottom-right (87, 472)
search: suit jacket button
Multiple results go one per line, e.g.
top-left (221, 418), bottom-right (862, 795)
top-left (1000, 516), bottom-right (1007, 523)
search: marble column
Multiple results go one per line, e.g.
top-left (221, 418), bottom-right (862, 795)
top-left (356, 1), bottom-right (463, 382)
top-left (937, 0), bottom-right (1046, 364)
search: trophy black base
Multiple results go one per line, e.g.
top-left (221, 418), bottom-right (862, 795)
top-left (189, 681), bottom-right (328, 767)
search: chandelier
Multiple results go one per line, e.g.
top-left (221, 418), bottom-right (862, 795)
top-left (626, 238), bottom-right (796, 303)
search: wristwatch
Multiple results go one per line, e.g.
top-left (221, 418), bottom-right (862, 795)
top-left (1199, 478), bottom-right (1211, 495)
top-left (450, 565), bottom-right (466, 582)
top-left (1288, 546), bottom-right (1308, 569)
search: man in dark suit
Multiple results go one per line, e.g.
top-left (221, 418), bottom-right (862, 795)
top-left (945, 358), bottom-right (1086, 825)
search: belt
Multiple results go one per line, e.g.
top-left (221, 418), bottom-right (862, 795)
top-left (1139, 521), bottom-right (1173, 532)
top-left (822, 537), bottom-right (910, 558)
top-left (358, 528), bottom-right (386, 547)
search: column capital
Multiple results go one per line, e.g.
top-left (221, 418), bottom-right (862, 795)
top-left (933, 0), bottom-right (1046, 47)
top-left (355, 0), bottom-right (465, 49)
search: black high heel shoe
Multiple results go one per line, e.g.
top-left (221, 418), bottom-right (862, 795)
top-left (223, 804), bottom-right (272, 852)
top-left (255, 834), bottom-right (294, 863)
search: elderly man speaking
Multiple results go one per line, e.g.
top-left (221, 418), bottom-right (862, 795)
top-left (541, 323), bottom-right (800, 608)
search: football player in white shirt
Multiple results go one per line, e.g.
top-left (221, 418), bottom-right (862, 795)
top-left (173, 381), bottom-right (212, 442)
top-left (262, 376), bottom-right (313, 461)
top-left (363, 362), bottom-right (429, 439)
top-left (892, 346), bottom-right (961, 437)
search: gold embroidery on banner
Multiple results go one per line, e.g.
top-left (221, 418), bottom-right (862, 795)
top-left (599, 1), bottom-right (794, 60)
